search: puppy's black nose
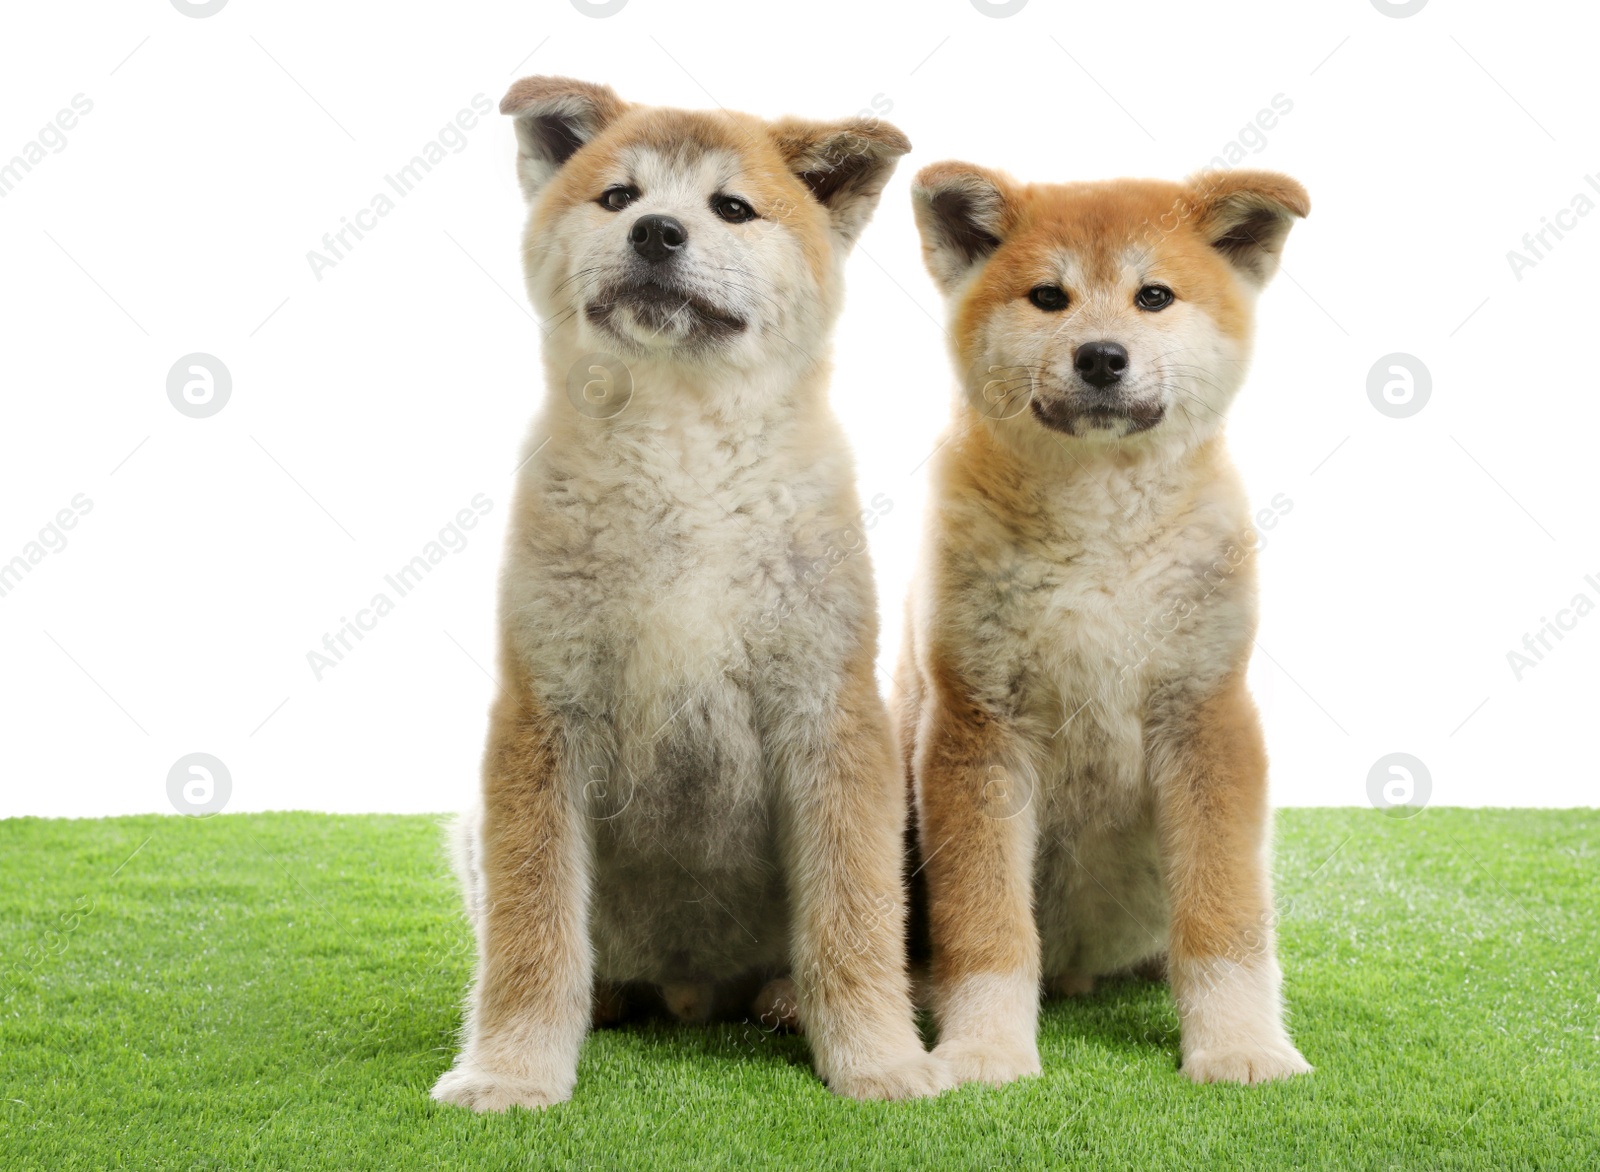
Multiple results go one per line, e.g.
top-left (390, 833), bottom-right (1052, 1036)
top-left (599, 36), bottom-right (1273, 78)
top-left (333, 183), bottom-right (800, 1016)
top-left (630, 214), bottom-right (687, 263)
top-left (1074, 341), bottom-right (1129, 389)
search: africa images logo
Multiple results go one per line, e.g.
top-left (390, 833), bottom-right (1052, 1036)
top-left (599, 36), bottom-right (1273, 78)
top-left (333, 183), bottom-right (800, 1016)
top-left (1505, 573), bottom-right (1600, 681)
top-left (306, 95), bottom-right (494, 281)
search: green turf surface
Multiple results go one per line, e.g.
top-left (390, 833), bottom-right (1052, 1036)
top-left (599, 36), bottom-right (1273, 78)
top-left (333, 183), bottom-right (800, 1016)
top-left (2, 810), bottom-right (1595, 1170)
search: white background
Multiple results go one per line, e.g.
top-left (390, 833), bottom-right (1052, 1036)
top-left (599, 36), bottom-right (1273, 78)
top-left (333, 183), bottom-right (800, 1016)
top-left (1, 0), bottom-right (1594, 817)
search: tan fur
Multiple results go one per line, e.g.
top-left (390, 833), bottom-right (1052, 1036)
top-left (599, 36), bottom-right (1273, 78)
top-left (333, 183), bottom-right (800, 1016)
top-left (1157, 668), bottom-right (1271, 960)
top-left (900, 162), bottom-right (1312, 1088)
top-left (433, 77), bottom-right (947, 1111)
top-left (915, 653), bottom-right (1038, 982)
top-left (434, 663), bottom-right (593, 1109)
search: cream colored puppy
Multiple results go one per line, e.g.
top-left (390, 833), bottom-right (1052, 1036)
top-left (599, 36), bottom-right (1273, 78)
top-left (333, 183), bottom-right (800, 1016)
top-left (431, 77), bottom-right (948, 1111)
top-left (897, 163), bottom-right (1314, 1087)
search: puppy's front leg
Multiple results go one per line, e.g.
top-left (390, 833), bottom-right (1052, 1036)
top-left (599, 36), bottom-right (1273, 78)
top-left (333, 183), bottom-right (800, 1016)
top-left (432, 685), bottom-right (592, 1111)
top-left (1154, 671), bottom-right (1311, 1086)
top-left (917, 690), bottom-right (1042, 1087)
top-left (780, 661), bottom-right (951, 1100)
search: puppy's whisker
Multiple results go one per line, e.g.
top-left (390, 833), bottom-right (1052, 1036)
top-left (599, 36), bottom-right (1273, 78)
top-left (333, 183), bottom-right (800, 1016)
top-left (549, 267), bottom-right (603, 297)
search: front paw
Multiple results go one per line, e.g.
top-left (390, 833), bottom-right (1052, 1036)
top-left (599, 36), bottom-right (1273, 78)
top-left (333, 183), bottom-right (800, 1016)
top-left (431, 1062), bottom-right (573, 1112)
top-left (1182, 1037), bottom-right (1311, 1086)
top-left (831, 1050), bottom-right (954, 1101)
top-left (933, 1036), bottom-right (1042, 1087)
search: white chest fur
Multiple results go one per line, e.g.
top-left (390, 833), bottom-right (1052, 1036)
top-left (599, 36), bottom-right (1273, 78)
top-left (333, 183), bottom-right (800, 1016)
top-left (495, 382), bottom-right (875, 981)
top-left (925, 445), bottom-right (1258, 804)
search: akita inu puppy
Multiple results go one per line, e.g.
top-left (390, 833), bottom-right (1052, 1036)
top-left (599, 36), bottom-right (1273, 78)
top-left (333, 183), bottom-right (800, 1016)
top-left (896, 163), bottom-right (1313, 1087)
top-left (431, 77), bottom-right (948, 1110)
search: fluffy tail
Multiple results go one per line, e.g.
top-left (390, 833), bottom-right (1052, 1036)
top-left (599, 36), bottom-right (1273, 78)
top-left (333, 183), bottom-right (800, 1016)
top-left (445, 806), bottom-right (486, 931)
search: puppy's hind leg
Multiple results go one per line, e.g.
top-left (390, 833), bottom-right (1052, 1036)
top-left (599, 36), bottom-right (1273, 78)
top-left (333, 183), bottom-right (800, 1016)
top-left (777, 652), bottom-right (952, 1101)
top-left (432, 683), bottom-right (593, 1112)
top-left (751, 976), bottom-right (801, 1032)
top-left (661, 983), bottom-right (716, 1024)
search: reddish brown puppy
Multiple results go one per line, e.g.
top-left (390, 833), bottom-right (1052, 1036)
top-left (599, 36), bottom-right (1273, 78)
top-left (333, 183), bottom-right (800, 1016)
top-left (897, 163), bottom-right (1314, 1087)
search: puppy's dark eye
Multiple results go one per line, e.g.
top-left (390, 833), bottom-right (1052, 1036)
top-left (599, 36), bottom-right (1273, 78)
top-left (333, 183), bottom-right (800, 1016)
top-left (1136, 284), bottom-right (1174, 311)
top-left (1028, 285), bottom-right (1069, 312)
top-left (599, 186), bottom-right (638, 212)
top-left (711, 195), bottom-right (756, 224)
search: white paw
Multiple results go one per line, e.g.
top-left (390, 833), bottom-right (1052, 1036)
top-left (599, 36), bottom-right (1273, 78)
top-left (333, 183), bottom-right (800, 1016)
top-left (1182, 1037), bottom-right (1311, 1086)
top-left (430, 1063), bottom-right (573, 1112)
top-left (933, 1036), bottom-right (1042, 1087)
top-left (830, 1050), bottom-right (955, 1101)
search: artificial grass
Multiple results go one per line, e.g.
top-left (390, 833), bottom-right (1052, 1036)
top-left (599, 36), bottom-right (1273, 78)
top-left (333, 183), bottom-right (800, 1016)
top-left (1, 810), bottom-right (1595, 1171)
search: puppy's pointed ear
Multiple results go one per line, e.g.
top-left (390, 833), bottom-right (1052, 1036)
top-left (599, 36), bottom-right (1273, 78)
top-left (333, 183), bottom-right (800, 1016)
top-left (911, 162), bottom-right (1014, 293)
top-left (768, 118), bottom-right (911, 249)
top-left (1187, 170), bottom-right (1309, 286)
top-left (500, 76), bottom-right (627, 201)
